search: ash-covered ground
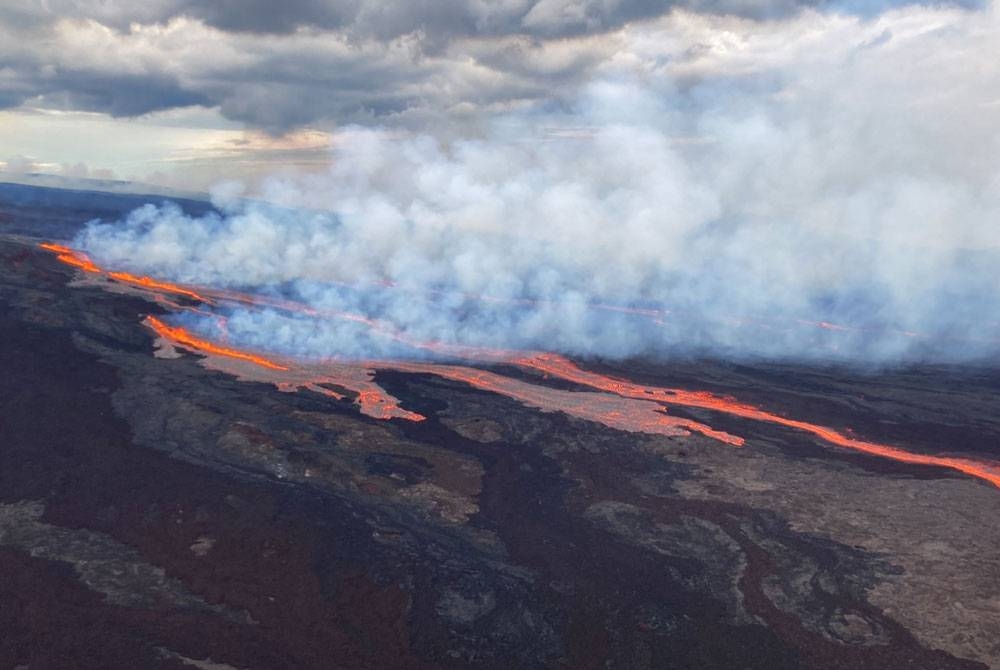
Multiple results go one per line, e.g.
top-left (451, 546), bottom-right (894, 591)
top-left (1, 183), bottom-right (998, 670)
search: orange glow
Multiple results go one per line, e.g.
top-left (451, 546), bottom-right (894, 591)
top-left (40, 242), bottom-right (101, 273)
top-left (40, 242), bottom-right (208, 302)
top-left (512, 354), bottom-right (1000, 488)
top-left (378, 361), bottom-right (740, 441)
top-left (146, 316), bottom-right (288, 371)
top-left (38, 242), bottom-right (73, 254)
top-left (38, 241), bottom-right (1000, 489)
top-left (144, 312), bottom-right (424, 422)
top-left (205, 285), bottom-right (518, 362)
top-left (302, 380), bottom-right (425, 422)
top-left (108, 271), bottom-right (208, 303)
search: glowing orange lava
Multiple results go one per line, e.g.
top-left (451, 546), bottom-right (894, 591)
top-left (39, 242), bottom-right (102, 273)
top-left (301, 380), bottom-right (425, 422)
top-left (144, 315), bottom-right (425, 422)
top-left (512, 354), bottom-right (1000, 488)
top-left (107, 271), bottom-right (208, 303)
top-left (40, 243), bottom-right (208, 302)
top-left (377, 361), bottom-right (739, 441)
top-left (147, 316), bottom-right (288, 371)
top-left (39, 241), bottom-right (1000, 489)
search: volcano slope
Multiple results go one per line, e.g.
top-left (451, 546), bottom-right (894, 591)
top-left (1, 184), bottom-right (999, 670)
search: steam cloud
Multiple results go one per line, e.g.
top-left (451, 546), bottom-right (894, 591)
top-left (76, 6), bottom-right (1000, 365)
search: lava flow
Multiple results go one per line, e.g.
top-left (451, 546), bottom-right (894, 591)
top-left (40, 241), bottom-right (1000, 489)
top-left (146, 315), bottom-right (425, 422)
top-left (40, 243), bottom-right (208, 303)
top-left (147, 316), bottom-right (288, 371)
top-left (513, 353), bottom-right (1000, 488)
top-left (39, 242), bottom-right (102, 274)
top-left (379, 361), bottom-right (741, 442)
top-left (143, 315), bottom-right (728, 438)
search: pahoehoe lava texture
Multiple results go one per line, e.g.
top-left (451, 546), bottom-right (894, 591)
top-left (1, 185), bottom-right (998, 669)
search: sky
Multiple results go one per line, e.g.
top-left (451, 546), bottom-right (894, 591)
top-left (4, 0), bottom-right (1000, 363)
top-left (0, 0), bottom-right (993, 191)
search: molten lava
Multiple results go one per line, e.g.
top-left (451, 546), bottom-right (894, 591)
top-left (107, 271), bottom-right (207, 303)
top-left (377, 361), bottom-right (741, 442)
top-left (40, 241), bottom-right (1000, 490)
top-left (40, 243), bottom-right (208, 302)
top-left (512, 354), bottom-right (1000, 488)
top-left (145, 316), bottom-right (425, 422)
top-left (39, 242), bottom-right (102, 273)
top-left (147, 316), bottom-right (288, 371)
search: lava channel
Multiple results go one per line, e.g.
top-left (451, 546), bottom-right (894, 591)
top-left (40, 243), bottom-right (208, 303)
top-left (41, 241), bottom-right (1000, 489)
top-left (512, 353), bottom-right (1000, 488)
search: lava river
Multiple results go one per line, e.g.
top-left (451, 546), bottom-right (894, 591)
top-left (42, 242), bottom-right (1000, 489)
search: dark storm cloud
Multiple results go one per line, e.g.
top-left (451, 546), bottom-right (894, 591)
top-left (0, 41), bottom-right (209, 118)
top-left (5, 0), bottom-right (967, 38)
top-left (0, 1), bottom-right (598, 132)
top-left (179, 0), bottom-right (359, 34)
top-left (44, 72), bottom-right (210, 117)
top-left (1, 1), bottom-right (680, 39)
top-left (0, 0), bottom-right (986, 132)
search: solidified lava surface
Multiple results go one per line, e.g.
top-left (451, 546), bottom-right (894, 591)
top-left (1, 184), bottom-right (999, 669)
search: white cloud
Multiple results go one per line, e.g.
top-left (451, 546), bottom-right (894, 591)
top-left (71, 4), bottom-right (1000, 364)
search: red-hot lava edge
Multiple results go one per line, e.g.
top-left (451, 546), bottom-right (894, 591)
top-left (42, 243), bottom-right (1000, 489)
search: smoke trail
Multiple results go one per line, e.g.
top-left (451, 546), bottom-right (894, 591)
top-left (76, 5), bottom-right (1000, 364)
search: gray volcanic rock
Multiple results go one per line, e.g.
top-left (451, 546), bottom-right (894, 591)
top-left (0, 186), bottom-right (997, 669)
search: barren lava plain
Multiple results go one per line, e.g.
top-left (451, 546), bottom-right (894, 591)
top-left (1, 182), bottom-right (998, 669)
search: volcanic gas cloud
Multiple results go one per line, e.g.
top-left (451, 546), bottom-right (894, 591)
top-left (42, 243), bottom-right (1000, 490)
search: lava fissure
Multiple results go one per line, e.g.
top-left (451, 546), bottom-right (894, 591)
top-left (41, 241), bottom-right (1000, 489)
top-left (40, 243), bottom-right (209, 303)
top-left (512, 353), bottom-right (1000, 488)
top-left (146, 316), bottom-right (288, 371)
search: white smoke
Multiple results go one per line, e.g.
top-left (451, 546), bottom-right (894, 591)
top-left (76, 5), bottom-right (1000, 364)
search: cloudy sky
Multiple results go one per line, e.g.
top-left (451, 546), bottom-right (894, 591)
top-left (26, 0), bottom-right (992, 363)
top-left (1, 0), bottom-right (993, 191)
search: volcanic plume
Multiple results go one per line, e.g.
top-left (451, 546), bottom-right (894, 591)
top-left (71, 29), bottom-right (1000, 364)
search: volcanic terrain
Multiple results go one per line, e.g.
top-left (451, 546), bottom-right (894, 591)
top-left (1, 183), bottom-right (998, 669)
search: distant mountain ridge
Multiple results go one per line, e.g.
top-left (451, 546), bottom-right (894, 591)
top-left (0, 173), bottom-right (207, 202)
top-left (0, 180), bottom-right (214, 240)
